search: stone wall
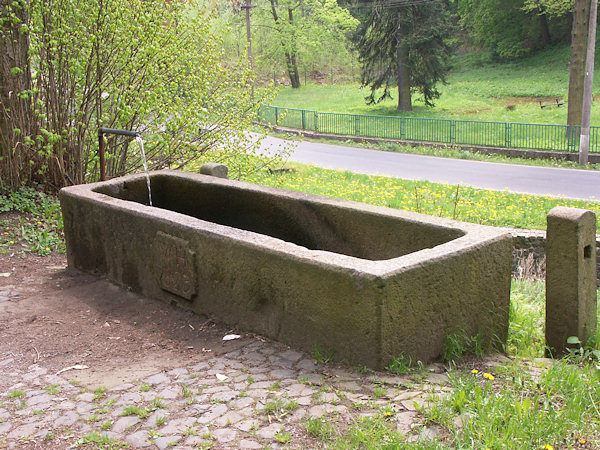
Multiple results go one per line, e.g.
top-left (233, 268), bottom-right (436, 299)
top-left (508, 227), bottom-right (600, 284)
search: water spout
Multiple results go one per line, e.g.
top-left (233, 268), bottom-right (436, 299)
top-left (135, 136), bottom-right (152, 206)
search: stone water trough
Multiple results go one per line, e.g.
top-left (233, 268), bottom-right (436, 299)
top-left (60, 170), bottom-right (512, 369)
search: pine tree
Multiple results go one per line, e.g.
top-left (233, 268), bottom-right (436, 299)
top-left (357, 0), bottom-right (455, 111)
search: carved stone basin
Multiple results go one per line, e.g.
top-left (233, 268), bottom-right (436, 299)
top-left (60, 170), bottom-right (512, 368)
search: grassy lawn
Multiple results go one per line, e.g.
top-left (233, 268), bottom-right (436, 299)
top-left (273, 45), bottom-right (600, 126)
top-left (243, 162), bottom-right (600, 229)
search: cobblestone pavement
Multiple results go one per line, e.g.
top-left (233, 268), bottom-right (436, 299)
top-left (0, 338), bottom-right (452, 449)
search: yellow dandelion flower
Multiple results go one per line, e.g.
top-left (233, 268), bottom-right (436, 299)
top-left (9, 240), bottom-right (14, 244)
top-left (580, 439), bottom-right (586, 444)
top-left (543, 446), bottom-right (554, 450)
top-left (483, 373), bottom-right (495, 381)
top-left (471, 369), bottom-right (479, 374)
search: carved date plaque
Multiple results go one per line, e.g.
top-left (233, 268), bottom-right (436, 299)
top-left (154, 232), bottom-right (197, 300)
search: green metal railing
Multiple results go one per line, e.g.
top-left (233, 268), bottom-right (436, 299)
top-left (258, 105), bottom-right (600, 154)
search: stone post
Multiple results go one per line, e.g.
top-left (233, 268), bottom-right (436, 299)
top-left (546, 207), bottom-right (597, 356)
top-left (199, 163), bottom-right (228, 179)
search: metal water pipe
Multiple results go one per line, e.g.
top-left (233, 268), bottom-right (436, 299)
top-left (98, 127), bottom-right (140, 181)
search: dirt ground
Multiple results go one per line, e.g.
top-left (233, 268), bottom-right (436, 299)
top-left (0, 251), bottom-right (251, 389)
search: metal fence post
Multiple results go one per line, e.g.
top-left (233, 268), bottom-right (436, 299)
top-left (256, 105), bottom-right (600, 155)
top-left (505, 123), bottom-right (512, 148)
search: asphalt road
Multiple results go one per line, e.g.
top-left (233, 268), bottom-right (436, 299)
top-left (261, 135), bottom-right (600, 202)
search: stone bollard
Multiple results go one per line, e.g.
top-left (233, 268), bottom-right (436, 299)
top-left (199, 163), bottom-right (228, 179)
top-left (546, 207), bottom-right (597, 356)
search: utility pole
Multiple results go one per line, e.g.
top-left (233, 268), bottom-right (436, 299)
top-left (579, 0), bottom-right (597, 165)
top-left (241, 0), bottom-right (254, 100)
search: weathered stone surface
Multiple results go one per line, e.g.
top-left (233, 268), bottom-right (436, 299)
top-left (199, 162), bottom-right (229, 179)
top-left (215, 411), bottom-right (243, 427)
top-left (61, 170), bottom-right (511, 369)
top-left (0, 422), bottom-right (11, 435)
top-left (296, 359), bottom-right (317, 371)
top-left (154, 435), bottom-right (181, 449)
top-left (256, 423), bottom-right (283, 439)
top-left (54, 410), bottom-right (79, 426)
top-left (27, 393), bottom-right (53, 406)
top-left (211, 389), bottom-right (239, 402)
top-left (7, 422), bottom-right (39, 439)
top-left (157, 387), bottom-right (178, 400)
top-left (0, 331), bottom-right (471, 449)
top-left (126, 430), bottom-right (152, 447)
top-left (239, 439), bottom-right (263, 449)
top-left (396, 411), bottom-right (418, 434)
top-left (546, 207), bottom-right (597, 354)
top-left (236, 418), bottom-right (260, 432)
top-left (116, 392), bottom-right (141, 405)
top-left (76, 392), bottom-right (96, 402)
top-left (280, 350), bottom-right (303, 362)
top-left (143, 373), bottom-right (170, 385)
top-left (110, 383), bottom-right (135, 392)
top-left (197, 403), bottom-right (228, 424)
top-left (112, 416), bottom-right (140, 433)
top-left (214, 428), bottom-right (237, 442)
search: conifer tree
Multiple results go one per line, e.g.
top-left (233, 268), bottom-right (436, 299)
top-left (356, 0), bottom-right (455, 111)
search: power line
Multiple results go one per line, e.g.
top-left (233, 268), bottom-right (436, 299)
top-left (344, 0), bottom-right (441, 9)
top-left (245, 0), bottom-right (440, 10)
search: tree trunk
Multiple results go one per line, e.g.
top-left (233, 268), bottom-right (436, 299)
top-left (287, 7), bottom-right (300, 88)
top-left (396, 24), bottom-right (412, 111)
top-left (0, 0), bottom-right (33, 189)
top-left (539, 12), bottom-right (551, 46)
top-left (567, 0), bottom-right (591, 132)
top-left (287, 52), bottom-right (300, 88)
top-left (269, 0), bottom-right (301, 89)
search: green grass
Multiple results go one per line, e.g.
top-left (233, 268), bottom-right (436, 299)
top-left (7, 390), bottom-right (25, 398)
top-left (75, 432), bottom-right (128, 449)
top-left (334, 416), bottom-right (443, 449)
top-left (121, 406), bottom-right (150, 419)
top-left (273, 44), bottom-right (600, 126)
top-left (305, 417), bottom-right (336, 441)
top-left (243, 163), bottom-right (600, 230)
top-left (0, 187), bottom-right (64, 256)
top-left (44, 384), bottom-right (60, 395)
top-left (327, 279), bottom-right (600, 448)
top-left (93, 387), bottom-right (107, 400)
top-left (507, 279), bottom-right (546, 358)
top-left (424, 360), bottom-right (600, 448)
top-left (263, 398), bottom-right (299, 420)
